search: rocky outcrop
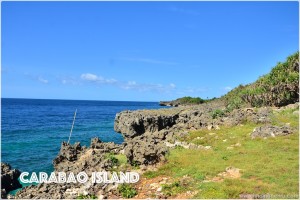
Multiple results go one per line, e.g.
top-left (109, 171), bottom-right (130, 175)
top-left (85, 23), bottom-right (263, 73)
top-left (159, 101), bottom-right (179, 107)
top-left (53, 142), bottom-right (85, 165)
top-left (16, 179), bottom-right (120, 199)
top-left (53, 138), bottom-right (123, 174)
top-left (251, 125), bottom-right (292, 139)
top-left (90, 137), bottom-right (121, 153)
top-left (16, 138), bottom-right (124, 199)
top-left (113, 101), bottom-right (224, 165)
top-left (124, 135), bottom-right (168, 165)
top-left (114, 102), bottom-right (275, 141)
top-left (222, 107), bottom-right (272, 126)
top-left (114, 102), bottom-right (275, 142)
top-left (115, 101), bottom-right (225, 138)
top-left (1, 162), bottom-right (22, 199)
top-left (16, 183), bottom-right (75, 199)
top-left (114, 110), bottom-right (180, 138)
top-left (114, 102), bottom-right (299, 166)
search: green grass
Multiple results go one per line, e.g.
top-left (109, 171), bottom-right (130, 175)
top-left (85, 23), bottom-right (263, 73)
top-left (103, 153), bottom-right (128, 173)
top-left (144, 108), bottom-right (299, 198)
top-left (162, 181), bottom-right (187, 197)
top-left (114, 154), bottom-right (127, 165)
top-left (118, 184), bottom-right (137, 198)
top-left (271, 107), bottom-right (299, 128)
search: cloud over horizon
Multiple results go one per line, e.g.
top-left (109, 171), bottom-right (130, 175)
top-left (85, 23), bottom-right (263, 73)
top-left (77, 73), bottom-right (209, 96)
top-left (79, 73), bottom-right (177, 93)
top-left (80, 73), bottom-right (117, 84)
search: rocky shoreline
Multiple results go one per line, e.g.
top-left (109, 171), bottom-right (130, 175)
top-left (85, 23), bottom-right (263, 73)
top-left (1, 101), bottom-right (298, 199)
top-left (1, 163), bottom-right (22, 199)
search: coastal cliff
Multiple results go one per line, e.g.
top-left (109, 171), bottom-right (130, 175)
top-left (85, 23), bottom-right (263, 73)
top-left (7, 101), bottom-right (300, 199)
top-left (6, 52), bottom-right (300, 199)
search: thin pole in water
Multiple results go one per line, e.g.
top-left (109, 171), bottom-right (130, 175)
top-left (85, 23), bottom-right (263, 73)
top-left (68, 109), bottom-right (77, 144)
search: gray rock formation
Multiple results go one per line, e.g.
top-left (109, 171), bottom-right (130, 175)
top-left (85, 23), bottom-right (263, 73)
top-left (251, 125), bottom-right (292, 139)
top-left (113, 101), bottom-right (289, 166)
top-left (53, 142), bottom-right (85, 165)
top-left (114, 101), bottom-right (226, 166)
top-left (124, 135), bottom-right (168, 165)
top-left (90, 137), bottom-right (123, 154)
top-left (1, 162), bottom-right (22, 199)
top-left (159, 101), bottom-right (179, 107)
top-left (53, 138), bottom-right (123, 174)
top-left (16, 138), bottom-right (123, 199)
top-left (114, 111), bottom-right (179, 138)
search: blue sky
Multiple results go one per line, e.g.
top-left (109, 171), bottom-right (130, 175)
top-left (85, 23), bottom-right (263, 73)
top-left (1, 1), bottom-right (299, 101)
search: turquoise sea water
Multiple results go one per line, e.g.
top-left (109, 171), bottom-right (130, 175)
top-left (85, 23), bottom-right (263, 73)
top-left (1, 98), bottom-right (161, 175)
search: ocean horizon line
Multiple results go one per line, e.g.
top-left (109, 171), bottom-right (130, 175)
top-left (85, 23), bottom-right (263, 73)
top-left (1, 97), bottom-right (159, 103)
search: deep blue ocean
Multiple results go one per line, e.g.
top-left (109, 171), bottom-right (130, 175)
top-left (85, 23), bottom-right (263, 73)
top-left (1, 98), bottom-right (161, 174)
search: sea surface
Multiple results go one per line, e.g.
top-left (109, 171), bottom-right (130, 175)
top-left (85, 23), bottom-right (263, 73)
top-left (1, 98), bottom-right (162, 174)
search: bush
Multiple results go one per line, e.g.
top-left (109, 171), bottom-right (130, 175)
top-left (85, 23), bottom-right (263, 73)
top-left (105, 153), bottom-right (119, 167)
top-left (212, 109), bottom-right (225, 119)
top-left (118, 184), bottom-right (137, 198)
top-left (177, 96), bottom-right (205, 104)
top-left (162, 181), bottom-right (185, 197)
top-left (223, 52), bottom-right (299, 108)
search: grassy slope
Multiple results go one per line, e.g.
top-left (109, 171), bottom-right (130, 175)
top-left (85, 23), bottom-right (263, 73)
top-left (144, 107), bottom-right (299, 198)
top-left (223, 52), bottom-right (299, 109)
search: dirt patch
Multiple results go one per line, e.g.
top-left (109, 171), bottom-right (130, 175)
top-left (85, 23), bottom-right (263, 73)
top-left (134, 175), bottom-right (197, 199)
top-left (173, 190), bottom-right (198, 199)
top-left (134, 176), bottom-right (170, 199)
top-left (205, 167), bottom-right (241, 183)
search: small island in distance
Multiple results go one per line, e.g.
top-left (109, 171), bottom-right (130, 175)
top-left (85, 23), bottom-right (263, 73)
top-left (159, 96), bottom-right (210, 107)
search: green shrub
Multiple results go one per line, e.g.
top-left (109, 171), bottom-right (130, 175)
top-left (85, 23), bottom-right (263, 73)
top-left (105, 153), bottom-right (119, 167)
top-left (130, 160), bottom-right (140, 168)
top-left (211, 109), bottom-right (225, 119)
top-left (222, 52), bottom-right (299, 108)
top-left (177, 96), bottom-right (206, 104)
top-left (162, 181), bottom-right (185, 197)
top-left (118, 184), bottom-right (137, 198)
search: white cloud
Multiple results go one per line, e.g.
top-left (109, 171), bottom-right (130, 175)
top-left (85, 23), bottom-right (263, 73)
top-left (80, 73), bottom-right (117, 84)
top-left (61, 78), bottom-right (79, 85)
top-left (128, 81), bottom-right (137, 86)
top-left (80, 73), bottom-right (99, 81)
top-left (170, 83), bottom-right (176, 88)
top-left (77, 73), bottom-right (207, 96)
top-left (38, 77), bottom-right (48, 84)
top-left (120, 82), bottom-right (178, 93)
